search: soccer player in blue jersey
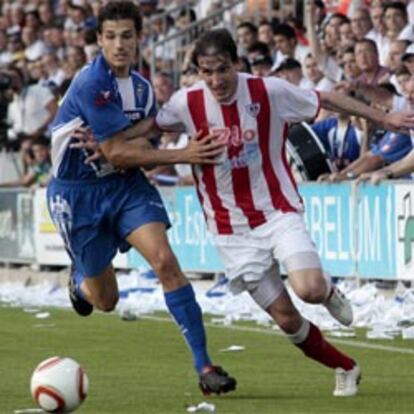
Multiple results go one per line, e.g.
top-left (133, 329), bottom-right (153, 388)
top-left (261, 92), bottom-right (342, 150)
top-left (47, 1), bottom-right (236, 395)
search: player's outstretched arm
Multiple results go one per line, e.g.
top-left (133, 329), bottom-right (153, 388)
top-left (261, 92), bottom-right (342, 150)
top-left (319, 91), bottom-right (414, 134)
top-left (100, 130), bottom-right (225, 169)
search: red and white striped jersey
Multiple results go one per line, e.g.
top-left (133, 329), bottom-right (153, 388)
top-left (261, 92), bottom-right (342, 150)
top-left (156, 73), bottom-right (320, 235)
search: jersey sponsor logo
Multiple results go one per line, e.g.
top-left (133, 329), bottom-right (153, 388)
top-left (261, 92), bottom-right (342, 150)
top-left (210, 126), bottom-right (257, 148)
top-left (95, 90), bottom-right (111, 106)
top-left (245, 102), bottom-right (261, 118)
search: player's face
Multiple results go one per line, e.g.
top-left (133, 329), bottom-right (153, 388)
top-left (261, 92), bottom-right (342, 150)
top-left (197, 55), bottom-right (238, 103)
top-left (98, 19), bottom-right (138, 77)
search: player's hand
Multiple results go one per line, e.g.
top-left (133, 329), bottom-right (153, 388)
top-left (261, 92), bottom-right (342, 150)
top-left (183, 130), bottom-right (226, 164)
top-left (70, 127), bottom-right (103, 164)
top-left (383, 111), bottom-right (414, 134)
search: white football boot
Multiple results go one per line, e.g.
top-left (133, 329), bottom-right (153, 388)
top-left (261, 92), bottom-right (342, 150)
top-left (333, 365), bottom-right (361, 397)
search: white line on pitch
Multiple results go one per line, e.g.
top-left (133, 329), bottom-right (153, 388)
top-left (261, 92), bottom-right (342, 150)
top-left (141, 315), bottom-right (414, 355)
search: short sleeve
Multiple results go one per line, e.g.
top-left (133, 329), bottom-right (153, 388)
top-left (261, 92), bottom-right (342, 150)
top-left (77, 80), bottom-right (130, 142)
top-left (371, 132), bottom-right (413, 163)
top-left (266, 78), bottom-right (320, 123)
top-left (155, 89), bottom-right (187, 132)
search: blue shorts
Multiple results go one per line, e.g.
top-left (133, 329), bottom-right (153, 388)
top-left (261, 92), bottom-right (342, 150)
top-left (47, 170), bottom-right (170, 277)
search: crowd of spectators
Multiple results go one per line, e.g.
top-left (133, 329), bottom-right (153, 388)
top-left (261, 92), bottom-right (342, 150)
top-left (2, 0), bottom-right (414, 188)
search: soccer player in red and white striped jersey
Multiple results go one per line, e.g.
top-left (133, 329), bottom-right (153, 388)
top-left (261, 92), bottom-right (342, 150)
top-left (155, 28), bottom-right (414, 397)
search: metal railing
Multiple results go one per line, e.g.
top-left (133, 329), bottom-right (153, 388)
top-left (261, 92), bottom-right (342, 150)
top-left (148, 0), bottom-right (246, 85)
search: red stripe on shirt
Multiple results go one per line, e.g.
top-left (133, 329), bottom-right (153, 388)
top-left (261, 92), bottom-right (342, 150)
top-left (247, 78), bottom-right (296, 213)
top-left (221, 102), bottom-right (266, 229)
top-left (187, 89), bottom-right (233, 234)
top-left (281, 122), bottom-right (302, 204)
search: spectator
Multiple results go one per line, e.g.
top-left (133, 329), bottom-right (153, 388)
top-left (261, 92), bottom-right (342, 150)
top-left (21, 25), bottom-right (48, 61)
top-left (40, 53), bottom-right (66, 90)
top-left (153, 72), bottom-right (174, 107)
top-left (273, 23), bottom-right (310, 68)
top-left (312, 113), bottom-right (366, 174)
top-left (354, 39), bottom-right (390, 85)
top-left (272, 57), bottom-right (303, 86)
top-left (43, 25), bottom-right (66, 60)
top-left (139, 0), bottom-right (159, 17)
top-left (401, 43), bottom-right (414, 74)
top-left (236, 21), bottom-right (258, 55)
top-left (258, 20), bottom-right (276, 60)
top-left (246, 41), bottom-right (271, 64)
top-left (341, 46), bottom-right (362, 81)
top-left (378, 2), bottom-right (409, 64)
top-left (339, 18), bottom-right (356, 49)
top-left (366, 4), bottom-right (386, 59)
top-left (302, 54), bottom-right (336, 91)
top-left (387, 39), bottom-right (410, 73)
top-left (6, 66), bottom-right (57, 143)
top-left (38, 3), bottom-right (55, 27)
top-left (0, 136), bottom-right (51, 188)
top-left (0, 30), bottom-right (12, 66)
top-left (350, 8), bottom-right (373, 40)
top-left (250, 54), bottom-right (273, 77)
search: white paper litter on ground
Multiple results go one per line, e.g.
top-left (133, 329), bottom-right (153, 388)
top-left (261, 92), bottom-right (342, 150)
top-left (2, 271), bottom-right (414, 340)
top-left (219, 345), bottom-right (245, 352)
top-left (186, 402), bottom-right (216, 413)
top-left (402, 326), bottom-right (414, 339)
top-left (35, 312), bottom-right (50, 319)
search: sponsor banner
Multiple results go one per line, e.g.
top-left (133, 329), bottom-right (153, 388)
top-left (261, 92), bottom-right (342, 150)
top-left (355, 183), bottom-right (396, 278)
top-left (34, 188), bottom-right (128, 268)
top-left (395, 183), bottom-right (414, 280)
top-left (301, 183), bottom-right (355, 277)
top-left (0, 189), bottom-right (35, 262)
top-left (128, 183), bottom-right (401, 278)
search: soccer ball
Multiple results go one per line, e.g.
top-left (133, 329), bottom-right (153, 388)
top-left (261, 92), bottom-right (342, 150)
top-left (30, 356), bottom-right (89, 413)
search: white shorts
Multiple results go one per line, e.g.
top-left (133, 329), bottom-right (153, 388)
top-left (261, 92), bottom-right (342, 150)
top-left (214, 212), bottom-right (320, 296)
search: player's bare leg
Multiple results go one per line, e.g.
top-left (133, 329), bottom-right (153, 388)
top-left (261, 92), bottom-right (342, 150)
top-left (127, 223), bottom-right (236, 395)
top-left (81, 264), bottom-right (119, 311)
top-left (68, 264), bottom-right (118, 316)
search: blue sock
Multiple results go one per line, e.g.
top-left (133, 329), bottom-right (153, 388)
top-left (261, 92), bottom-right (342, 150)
top-left (164, 284), bottom-right (212, 374)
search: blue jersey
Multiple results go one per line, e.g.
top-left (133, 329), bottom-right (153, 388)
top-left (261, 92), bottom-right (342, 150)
top-left (371, 131), bottom-right (413, 164)
top-left (50, 53), bottom-right (156, 181)
top-left (311, 117), bottom-right (361, 169)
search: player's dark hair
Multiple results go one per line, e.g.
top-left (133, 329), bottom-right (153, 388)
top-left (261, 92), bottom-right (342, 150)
top-left (191, 29), bottom-right (238, 67)
top-left (97, 1), bottom-right (142, 34)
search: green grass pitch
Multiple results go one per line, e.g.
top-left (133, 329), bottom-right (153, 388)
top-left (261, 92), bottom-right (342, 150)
top-left (1, 305), bottom-right (414, 414)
